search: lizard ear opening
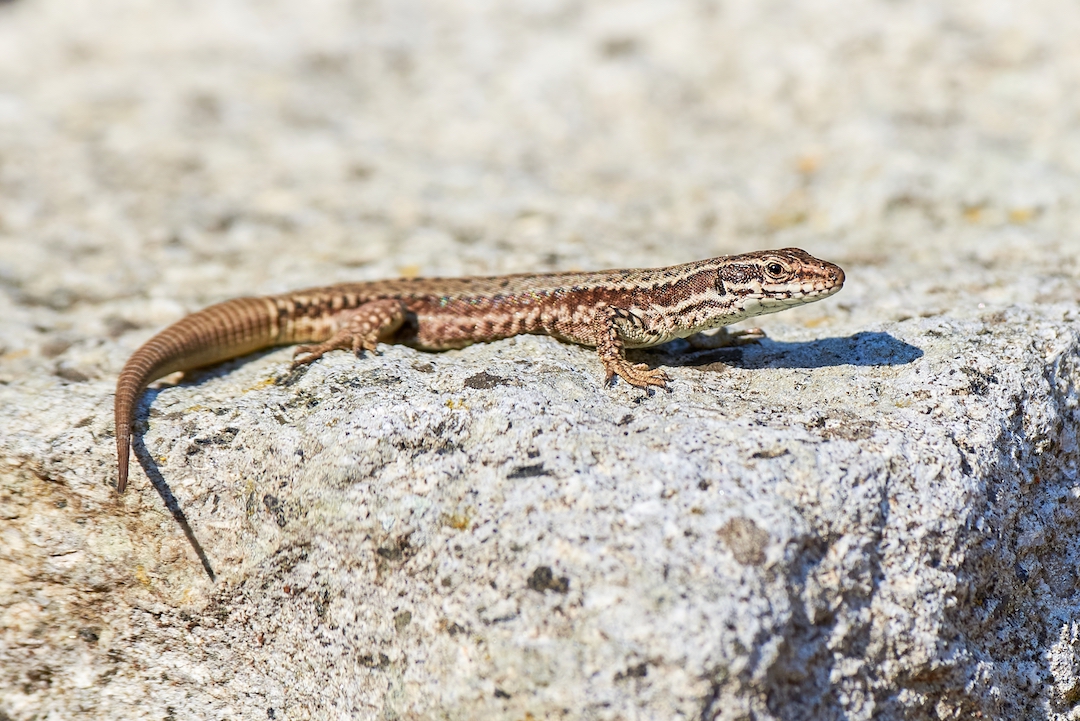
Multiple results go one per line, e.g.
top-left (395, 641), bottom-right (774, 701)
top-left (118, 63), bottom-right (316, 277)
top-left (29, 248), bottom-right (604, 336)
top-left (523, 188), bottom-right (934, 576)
top-left (715, 273), bottom-right (727, 296)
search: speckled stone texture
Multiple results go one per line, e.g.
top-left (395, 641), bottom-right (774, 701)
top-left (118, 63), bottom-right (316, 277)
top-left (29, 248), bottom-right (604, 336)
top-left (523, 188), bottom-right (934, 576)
top-left (2, 1), bottom-right (1080, 719)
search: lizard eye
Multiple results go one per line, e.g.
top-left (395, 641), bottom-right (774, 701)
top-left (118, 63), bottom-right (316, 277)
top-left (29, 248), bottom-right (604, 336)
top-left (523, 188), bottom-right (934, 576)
top-left (765, 261), bottom-right (787, 279)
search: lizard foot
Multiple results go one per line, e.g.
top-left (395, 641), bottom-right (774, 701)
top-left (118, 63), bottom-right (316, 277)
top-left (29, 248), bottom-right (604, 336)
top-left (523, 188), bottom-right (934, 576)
top-left (291, 332), bottom-right (379, 368)
top-left (605, 360), bottom-right (670, 388)
top-left (290, 300), bottom-right (406, 369)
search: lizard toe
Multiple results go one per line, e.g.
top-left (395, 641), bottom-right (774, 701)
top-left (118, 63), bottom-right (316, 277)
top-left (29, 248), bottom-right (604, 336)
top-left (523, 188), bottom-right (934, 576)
top-left (291, 345), bottom-right (327, 367)
top-left (612, 362), bottom-right (669, 388)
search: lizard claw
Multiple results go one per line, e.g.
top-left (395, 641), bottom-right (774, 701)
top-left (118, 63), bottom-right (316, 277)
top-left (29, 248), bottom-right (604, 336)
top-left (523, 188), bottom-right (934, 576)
top-left (608, 360), bottom-right (669, 388)
top-left (291, 344), bottom-right (329, 368)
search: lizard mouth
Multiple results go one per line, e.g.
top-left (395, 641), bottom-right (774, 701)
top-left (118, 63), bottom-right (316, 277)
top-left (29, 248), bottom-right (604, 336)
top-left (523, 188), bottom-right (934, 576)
top-left (764, 282), bottom-right (844, 305)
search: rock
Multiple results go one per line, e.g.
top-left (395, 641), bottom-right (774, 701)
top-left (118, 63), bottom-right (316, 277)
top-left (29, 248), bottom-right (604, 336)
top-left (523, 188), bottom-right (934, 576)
top-left (2, 1), bottom-right (1080, 720)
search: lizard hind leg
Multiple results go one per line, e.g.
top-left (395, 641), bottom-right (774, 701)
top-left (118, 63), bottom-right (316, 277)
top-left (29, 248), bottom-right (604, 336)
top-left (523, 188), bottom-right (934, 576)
top-left (291, 299), bottom-right (408, 368)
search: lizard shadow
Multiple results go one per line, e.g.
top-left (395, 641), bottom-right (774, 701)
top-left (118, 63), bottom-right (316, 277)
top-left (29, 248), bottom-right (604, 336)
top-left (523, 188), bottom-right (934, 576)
top-left (125, 349), bottom-right (303, 582)
top-left (652, 330), bottom-right (924, 370)
top-left (131, 388), bottom-right (217, 581)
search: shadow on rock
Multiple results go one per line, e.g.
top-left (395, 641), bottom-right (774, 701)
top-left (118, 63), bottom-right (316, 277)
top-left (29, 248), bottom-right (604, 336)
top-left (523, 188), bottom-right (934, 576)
top-left (659, 331), bottom-right (924, 370)
top-left (132, 388), bottom-right (217, 581)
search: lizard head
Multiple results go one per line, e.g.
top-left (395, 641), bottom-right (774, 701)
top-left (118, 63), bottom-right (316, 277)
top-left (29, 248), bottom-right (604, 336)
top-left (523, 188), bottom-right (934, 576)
top-left (716, 247), bottom-right (845, 313)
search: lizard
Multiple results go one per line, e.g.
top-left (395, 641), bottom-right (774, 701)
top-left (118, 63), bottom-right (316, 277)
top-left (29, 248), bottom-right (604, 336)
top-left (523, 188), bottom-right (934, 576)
top-left (114, 247), bottom-right (844, 493)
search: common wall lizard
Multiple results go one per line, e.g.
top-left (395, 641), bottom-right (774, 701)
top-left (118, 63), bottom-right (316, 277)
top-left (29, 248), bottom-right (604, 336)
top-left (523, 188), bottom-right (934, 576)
top-left (114, 248), bottom-right (844, 492)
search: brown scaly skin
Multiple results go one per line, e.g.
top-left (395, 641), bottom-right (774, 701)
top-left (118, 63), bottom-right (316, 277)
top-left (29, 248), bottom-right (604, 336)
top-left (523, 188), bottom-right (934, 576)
top-left (114, 248), bottom-right (844, 492)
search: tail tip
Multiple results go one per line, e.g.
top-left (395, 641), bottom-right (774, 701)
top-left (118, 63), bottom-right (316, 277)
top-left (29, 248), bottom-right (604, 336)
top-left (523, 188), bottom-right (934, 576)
top-left (116, 440), bottom-right (130, 494)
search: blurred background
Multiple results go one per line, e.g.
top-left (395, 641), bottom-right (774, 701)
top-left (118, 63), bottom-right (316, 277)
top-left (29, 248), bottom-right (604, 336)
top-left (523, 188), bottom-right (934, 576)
top-left (0, 0), bottom-right (1076, 359)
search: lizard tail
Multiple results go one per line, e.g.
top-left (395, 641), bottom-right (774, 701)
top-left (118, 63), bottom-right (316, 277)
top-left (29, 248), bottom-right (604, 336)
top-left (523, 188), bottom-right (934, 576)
top-left (114, 296), bottom-right (282, 493)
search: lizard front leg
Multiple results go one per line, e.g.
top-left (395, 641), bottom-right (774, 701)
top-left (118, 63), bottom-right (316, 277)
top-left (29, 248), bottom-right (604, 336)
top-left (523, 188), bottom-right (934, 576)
top-left (593, 306), bottom-right (670, 388)
top-left (685, 326), bottom-right (767, 349)
top-left (291, 299), bottom-right (408, 368)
